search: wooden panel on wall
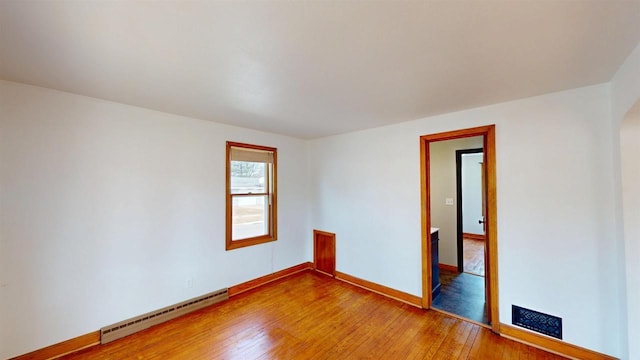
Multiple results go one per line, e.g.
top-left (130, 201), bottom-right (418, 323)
top-left (314, 230), bottom-right (336, 276)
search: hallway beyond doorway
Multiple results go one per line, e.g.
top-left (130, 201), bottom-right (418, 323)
top-left (463, 238), bottom-right (485, 276)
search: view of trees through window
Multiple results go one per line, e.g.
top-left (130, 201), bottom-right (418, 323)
top-left (231, 161), bottom-right (264, 178)
top-left (231, 160), bottom-right (268, 240)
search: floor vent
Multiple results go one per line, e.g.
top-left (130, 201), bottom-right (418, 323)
top-left (100, 288), bottom-right (228, 344)
top-left (512, 305), bottom-right (562, 339)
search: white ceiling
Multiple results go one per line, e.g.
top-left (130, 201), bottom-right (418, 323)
top-left (1, 1), bottom-right (639, 139)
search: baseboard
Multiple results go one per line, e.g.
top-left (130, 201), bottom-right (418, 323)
top-left (9, 331), bottom-right (100, 360)
top-left (438, 263), bottom-right (459, 272)
top-left (228, 262), bottom-right (313, 296)
top-left (500, 323), bottom-right (617, 360)
top-left (11, 266), bottom-right (614, 360)
top-left (463, 232), bottom-right (485, 241)
top-left (11, 262), bottom-right (313, 360)
top-left (314, 269), bottom-right (335, 277)
top-left (334, 271), bottom-right (422, 308)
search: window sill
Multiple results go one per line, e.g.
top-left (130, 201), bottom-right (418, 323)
top-left (226, 235), bottom-right (276, 250)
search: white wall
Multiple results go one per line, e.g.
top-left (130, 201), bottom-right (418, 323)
top-left (429, 137), bottom-right (483, 266)
top-left (2, 41), bottom-right (638, 357)
top-left (620, 106), bottom-right (640, 360)
top-left (0, 80), bottom-right (310, 359)
top-left (462, 153), bottom-right (484, 235)
top-left (309, 84), bottom-right (623, 357)
top-left (611, 41), bottom-right (640, 360)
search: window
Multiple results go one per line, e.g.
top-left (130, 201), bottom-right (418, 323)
top-left (226, 142), bottom-right (277, 250)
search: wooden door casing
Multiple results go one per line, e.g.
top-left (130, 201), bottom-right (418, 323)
top-left (420, 125), bottom-right (499, 332)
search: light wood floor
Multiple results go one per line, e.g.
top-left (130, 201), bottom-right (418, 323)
top-left (463, 238), bottom-right (485, 276)
top-left (63, 271), bottom-right (565, 359)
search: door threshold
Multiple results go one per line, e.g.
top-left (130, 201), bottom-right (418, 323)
top-left (429, 307), bottom-right (491, 329)
top-left (462, 271), bottom-right (486, 278)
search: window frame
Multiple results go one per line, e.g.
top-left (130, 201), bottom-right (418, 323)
top-left (225, 141), bottom-right (277, 250)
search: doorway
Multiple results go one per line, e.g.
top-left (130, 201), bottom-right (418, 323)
top-left (621, 100), bottom-right (640, 358)
top-left (457, 148), bottom-right (485, 276)
top-left (420, 125), bottom-right (499, 331)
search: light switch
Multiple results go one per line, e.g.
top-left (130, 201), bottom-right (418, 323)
top-left (445, 198), bottom-right (454, 205)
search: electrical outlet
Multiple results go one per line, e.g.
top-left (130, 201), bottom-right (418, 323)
top-left (185, 277), bottom-right (193, 289)
top-left (445, 198), bottom-right (454, 205)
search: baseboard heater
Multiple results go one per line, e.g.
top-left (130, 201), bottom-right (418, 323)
top-left (100, 288), bottom-right (228, 344)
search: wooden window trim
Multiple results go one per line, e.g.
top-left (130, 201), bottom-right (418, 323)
top-left (226, 141), bottom-right (278, 250)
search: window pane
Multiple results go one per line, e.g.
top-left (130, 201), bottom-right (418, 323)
top-left (230, 161), bottom-right (266, 194)
top-left (232, 195), bottom-right (269, 240)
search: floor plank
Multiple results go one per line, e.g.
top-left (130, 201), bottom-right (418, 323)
top-left (433, 269), bottom-right (488, 324)
top-left (463, 238), bottom-right (485, 276)
top-left (61, 271), bottom-right (566, 359)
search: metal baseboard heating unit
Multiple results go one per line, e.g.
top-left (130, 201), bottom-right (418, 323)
top-left (100, 288), bottom-right (228, 344)
top-left (512, 305), bottom-right (562, 340)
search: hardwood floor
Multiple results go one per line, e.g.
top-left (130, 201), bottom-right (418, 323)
top-left (463, 238), bottom-right (485, 276)
top-left (434, 238), bottom-right (486, 324)
top-left (62, 271), bottom-right (565, 359)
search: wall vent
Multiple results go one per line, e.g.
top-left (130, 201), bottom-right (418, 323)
top-left (512, 305), bottom-right (562, 339)
top-left (100, 288), bottom-right (228, 344)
